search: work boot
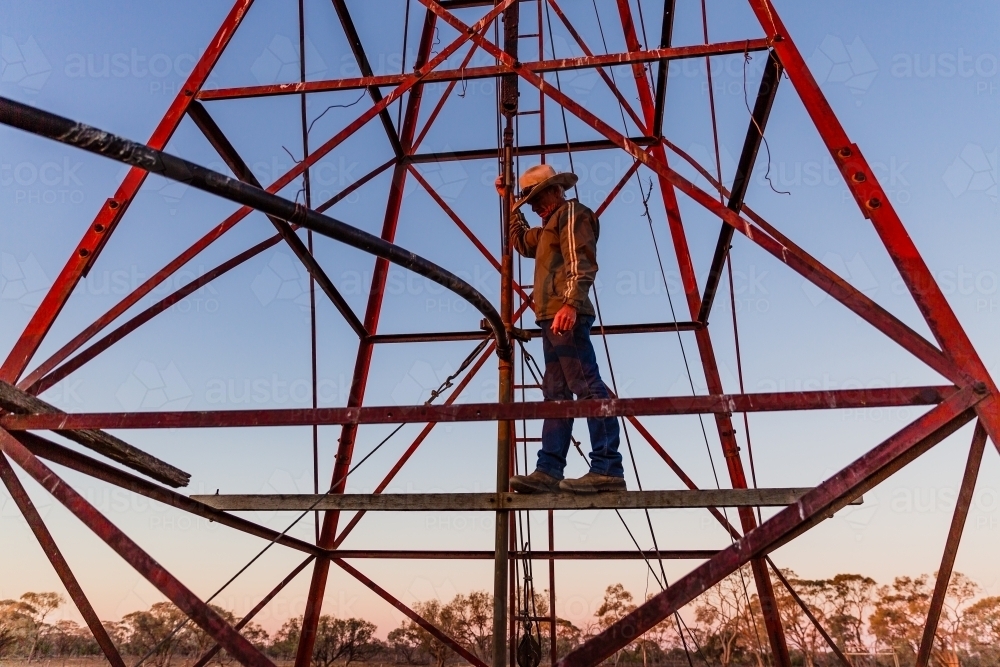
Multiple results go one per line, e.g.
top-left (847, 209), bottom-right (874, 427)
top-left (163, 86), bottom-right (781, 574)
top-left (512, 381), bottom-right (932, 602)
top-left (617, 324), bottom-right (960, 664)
top-left (510, 470), bottom-right (561, 494)
top-left (559, 471), bottom-right (626, 494)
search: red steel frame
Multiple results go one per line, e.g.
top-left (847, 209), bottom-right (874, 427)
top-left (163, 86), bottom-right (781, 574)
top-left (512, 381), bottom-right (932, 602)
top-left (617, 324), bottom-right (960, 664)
top-left (1, 1), bottom-right (996, 666)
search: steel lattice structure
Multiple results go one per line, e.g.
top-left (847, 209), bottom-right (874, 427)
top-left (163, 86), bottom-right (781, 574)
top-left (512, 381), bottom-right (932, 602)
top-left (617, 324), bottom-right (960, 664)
top-left (0, 2), bottom-right (995, 667)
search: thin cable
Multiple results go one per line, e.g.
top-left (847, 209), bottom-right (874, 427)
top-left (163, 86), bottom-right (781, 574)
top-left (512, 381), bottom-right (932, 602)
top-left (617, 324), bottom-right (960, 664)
top-left (742, 47), bottom-right (789, 196)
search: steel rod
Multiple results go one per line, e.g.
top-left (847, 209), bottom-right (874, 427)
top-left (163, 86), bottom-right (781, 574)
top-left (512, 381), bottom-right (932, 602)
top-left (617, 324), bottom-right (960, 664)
top-left (3, 386), bottom-right (956, 431)
top-left (190, 488), bottom-right (863, 511)
top-left (196, 39), bottom-right (770, 101)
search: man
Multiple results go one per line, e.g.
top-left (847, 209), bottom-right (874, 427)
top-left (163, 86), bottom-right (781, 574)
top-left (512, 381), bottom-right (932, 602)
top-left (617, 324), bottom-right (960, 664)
top-left (495, 164), bottom-right (625, 494)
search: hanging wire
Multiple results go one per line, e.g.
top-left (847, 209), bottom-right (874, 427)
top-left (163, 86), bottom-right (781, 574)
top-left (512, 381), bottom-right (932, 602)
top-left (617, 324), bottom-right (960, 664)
top-left (742, 46), bottom-right (788, 196)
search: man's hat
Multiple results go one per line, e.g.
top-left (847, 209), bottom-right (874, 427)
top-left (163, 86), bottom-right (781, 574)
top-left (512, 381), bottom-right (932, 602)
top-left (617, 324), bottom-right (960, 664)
top-left (511, 164), bottom-right (578, 211)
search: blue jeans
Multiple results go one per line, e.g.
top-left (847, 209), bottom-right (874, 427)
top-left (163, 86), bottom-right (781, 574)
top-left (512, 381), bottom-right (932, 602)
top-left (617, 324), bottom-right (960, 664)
top-left (535, 315), bottom-right (624, 479)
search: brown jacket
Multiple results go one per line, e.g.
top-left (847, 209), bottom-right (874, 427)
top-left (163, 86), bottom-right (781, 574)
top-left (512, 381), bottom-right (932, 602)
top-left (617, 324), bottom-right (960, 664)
top-left (509, 198), bottom-right (599, 322)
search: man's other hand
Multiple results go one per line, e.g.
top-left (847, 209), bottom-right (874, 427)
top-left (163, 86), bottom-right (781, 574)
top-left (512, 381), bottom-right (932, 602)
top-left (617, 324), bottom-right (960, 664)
top-left (551, 303), bottom-right (577, 335)
top-left (494, 175), bottom-right (507, 197)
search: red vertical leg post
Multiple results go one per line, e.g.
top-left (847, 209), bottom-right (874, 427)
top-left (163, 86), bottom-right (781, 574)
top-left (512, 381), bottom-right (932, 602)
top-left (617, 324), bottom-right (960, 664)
top-left (294, 12), bottom-right (439, 667)
top-left (548, 510), bottom-right (557, 666)
top-left (0, 455), bottom-right (126, 667)
top-left (915, 421), bottom-right (989, 667)
top-left (611, 1), bottom-right (790, 663)
top-left (0, 0), bottom-right (254, 383)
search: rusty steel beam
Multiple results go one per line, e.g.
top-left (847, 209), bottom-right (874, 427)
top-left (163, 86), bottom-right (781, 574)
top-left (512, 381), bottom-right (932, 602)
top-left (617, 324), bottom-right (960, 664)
top-left (406, 137), bottom-right (656, 164)
top-left (196, 39), bottom-right (770, 101)
top-left (0, 429), bottom-right (276, 667)
top-left (192, 487), bottom-right (861, 512)
top-left (556, 387), bottom-right (982, 667)
top-left (915, 421), bottom-right (989, 667)
top-left (3, 386), bottom-right (956, 432)
top-left (370, 320), bottom-right (700, 344)
top-left (0, 380), bottom-right (189, 487)
top-left (0, 0), bottom-right (255, 384)
top-left (0, 454), bottom-right (126, 667)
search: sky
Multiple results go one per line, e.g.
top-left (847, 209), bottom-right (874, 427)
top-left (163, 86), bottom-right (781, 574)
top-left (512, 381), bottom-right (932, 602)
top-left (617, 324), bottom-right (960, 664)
top-left (1, 0), bottom-right (998, 639)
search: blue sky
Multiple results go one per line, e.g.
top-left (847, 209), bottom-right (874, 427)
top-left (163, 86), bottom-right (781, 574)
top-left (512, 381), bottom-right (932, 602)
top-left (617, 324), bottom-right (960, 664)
top-left (1, 0), bottom-right (998, 637)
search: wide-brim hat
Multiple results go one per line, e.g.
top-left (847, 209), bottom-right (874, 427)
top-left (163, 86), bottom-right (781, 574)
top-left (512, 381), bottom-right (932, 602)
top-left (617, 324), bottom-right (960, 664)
top-left (512, 164), bottom-right (578, 211)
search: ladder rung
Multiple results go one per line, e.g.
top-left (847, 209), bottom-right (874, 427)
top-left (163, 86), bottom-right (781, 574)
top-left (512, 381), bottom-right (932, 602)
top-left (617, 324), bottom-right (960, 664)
top-left (516, 110), bottom-right (541, 116)
top-left (515, 437), bottom-right (542, 442)
top-left (515, 384), bottom-right (542, 389)
top-left (518, 33), bottom-right (540, 38)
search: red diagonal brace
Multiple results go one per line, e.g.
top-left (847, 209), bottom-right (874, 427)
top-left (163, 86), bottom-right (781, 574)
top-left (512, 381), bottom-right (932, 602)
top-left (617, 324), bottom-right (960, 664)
top-left (0, 429), bottom-right (275, 667)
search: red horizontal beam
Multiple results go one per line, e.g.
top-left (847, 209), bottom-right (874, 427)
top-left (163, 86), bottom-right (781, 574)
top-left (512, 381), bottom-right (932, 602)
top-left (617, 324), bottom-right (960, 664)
top-left (198, 39), bottom-right (769, 101)
top-left (1, 385), bottom-right (957, 431)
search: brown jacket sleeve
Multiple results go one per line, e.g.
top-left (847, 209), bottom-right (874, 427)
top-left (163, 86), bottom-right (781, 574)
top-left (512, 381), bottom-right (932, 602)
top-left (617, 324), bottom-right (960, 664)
top-left (509, 209), bottom-right (541, 258)
top-left (558, 201), bottom-right (598, 309)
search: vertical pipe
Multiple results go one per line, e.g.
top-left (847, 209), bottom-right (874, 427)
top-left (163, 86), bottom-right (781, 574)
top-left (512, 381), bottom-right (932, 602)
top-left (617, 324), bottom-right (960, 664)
top-left (548, 509), bottom-right (556, 666)
top-left (496, 5), bottom-right (519, 666)
top-left (494, 123), bottom-right (515, 667)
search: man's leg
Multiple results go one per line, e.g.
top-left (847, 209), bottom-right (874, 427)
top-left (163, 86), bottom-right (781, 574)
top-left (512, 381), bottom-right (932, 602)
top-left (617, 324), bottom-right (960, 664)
top-left (549, 316), bottom-right (625, 482)
top-left (536, 320), bottom-right (574, 479)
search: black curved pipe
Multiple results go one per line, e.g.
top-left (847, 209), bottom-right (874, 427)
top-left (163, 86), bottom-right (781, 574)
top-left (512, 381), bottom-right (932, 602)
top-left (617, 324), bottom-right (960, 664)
top-left (0, 96), bottom-right (511, 359)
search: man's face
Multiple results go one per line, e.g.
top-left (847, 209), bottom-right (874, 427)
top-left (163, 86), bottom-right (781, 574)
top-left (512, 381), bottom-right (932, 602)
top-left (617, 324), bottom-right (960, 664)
top-left (528, 186), bottom-right (563, 219)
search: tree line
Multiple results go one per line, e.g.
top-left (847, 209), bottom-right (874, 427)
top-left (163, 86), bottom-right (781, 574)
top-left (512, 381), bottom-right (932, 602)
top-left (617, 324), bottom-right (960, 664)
top-left (1, 569), bottom-right (997, 666)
